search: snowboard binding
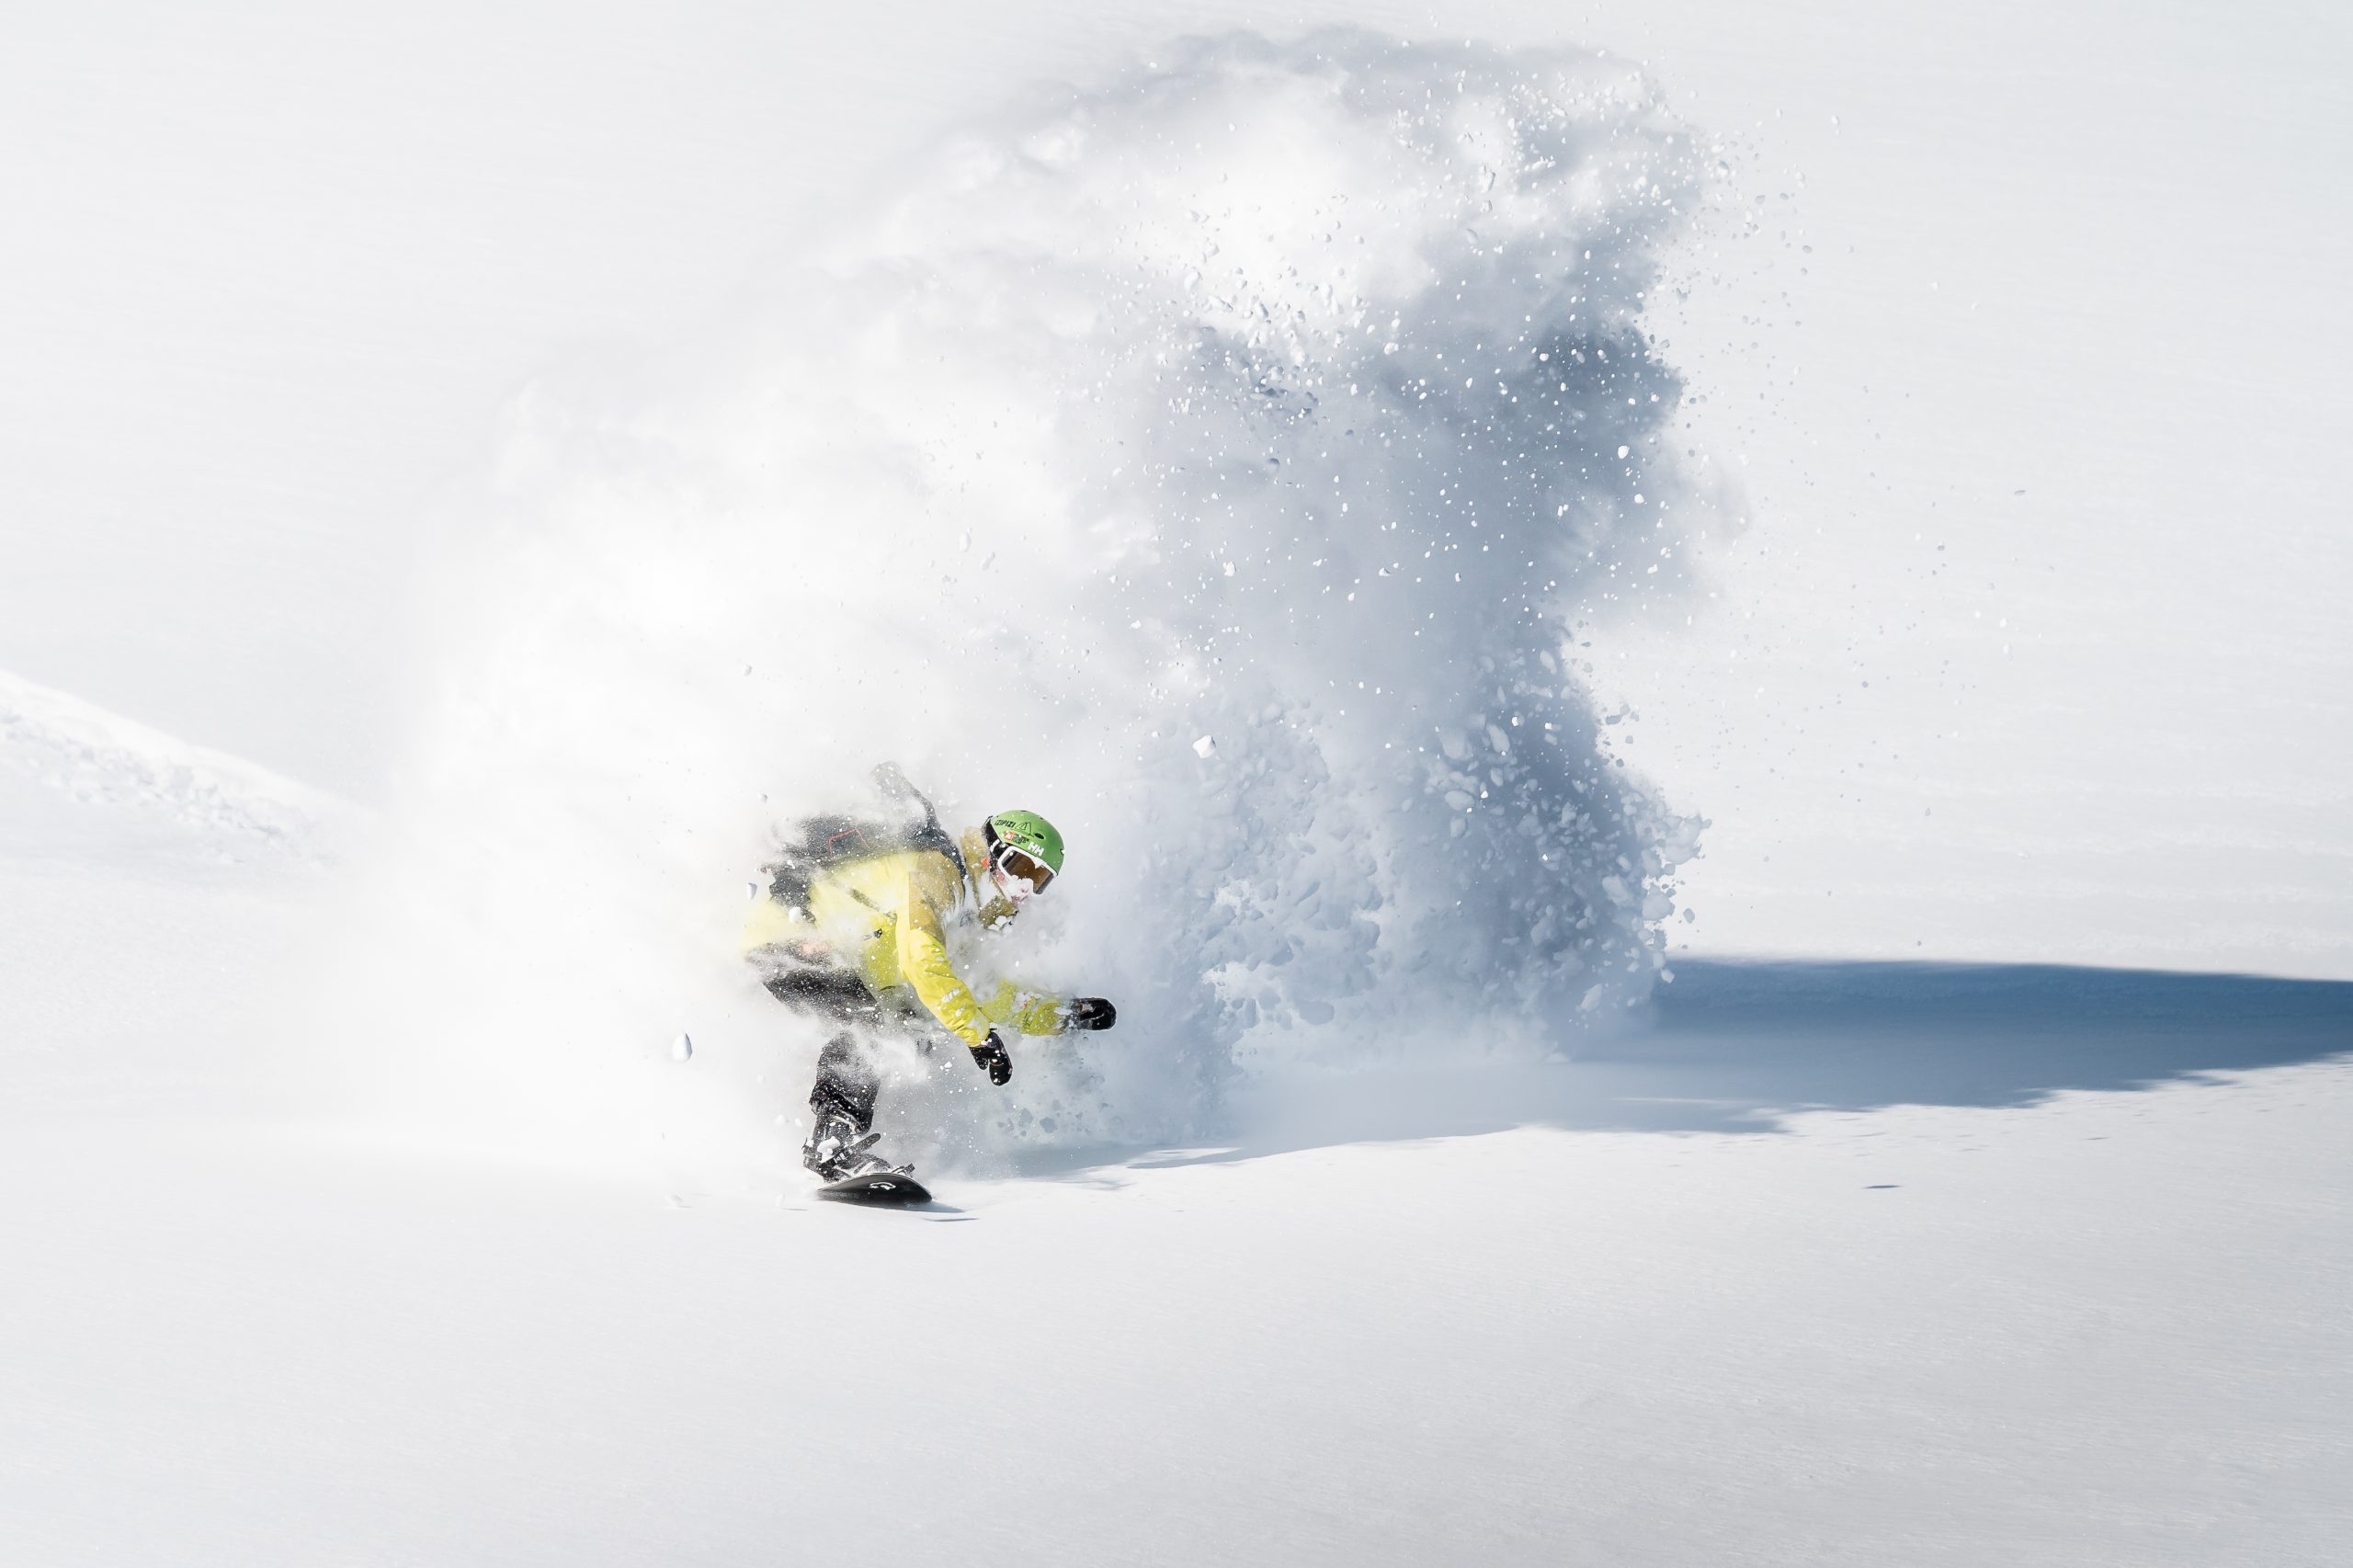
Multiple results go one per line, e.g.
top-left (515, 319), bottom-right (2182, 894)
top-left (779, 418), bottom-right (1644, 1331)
top-left (801, 1112), bottom-right (910, 1185)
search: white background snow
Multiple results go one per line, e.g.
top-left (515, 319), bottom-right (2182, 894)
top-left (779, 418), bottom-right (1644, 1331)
top-left (2, 3), bottom-right (2347, 1564)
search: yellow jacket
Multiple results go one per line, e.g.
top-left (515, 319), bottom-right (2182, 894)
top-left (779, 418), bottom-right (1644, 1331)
top-left (741, 826), bottom-right (1066, 1048)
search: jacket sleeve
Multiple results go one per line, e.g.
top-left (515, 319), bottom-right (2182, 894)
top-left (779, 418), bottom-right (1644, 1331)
top-left (976, 982), bottom-right (1072, 1037)
top-left (895, 868), bottom-right (995, 1048)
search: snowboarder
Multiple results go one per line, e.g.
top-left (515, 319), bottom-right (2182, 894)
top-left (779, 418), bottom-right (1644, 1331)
top-left (741, 773), bottom-right (1117, 1185)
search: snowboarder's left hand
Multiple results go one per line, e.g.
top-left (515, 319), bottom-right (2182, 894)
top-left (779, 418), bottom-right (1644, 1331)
top-left (970, 1031), bottom-right (1013, 1085)
top-left (1063, 997), bottom-right (1117, 1032)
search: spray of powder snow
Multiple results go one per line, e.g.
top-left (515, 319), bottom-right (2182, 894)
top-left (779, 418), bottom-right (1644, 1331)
top-left (356, 31), bottom-right (1735, 1176)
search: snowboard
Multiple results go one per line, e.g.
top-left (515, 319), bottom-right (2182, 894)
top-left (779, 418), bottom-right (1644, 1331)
top-left (817, 1168), bottom-right (932, 1206)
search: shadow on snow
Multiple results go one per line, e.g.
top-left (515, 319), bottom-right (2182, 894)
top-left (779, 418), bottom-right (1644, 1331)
top-left (1031, 960), bottom-right (2353, 1176)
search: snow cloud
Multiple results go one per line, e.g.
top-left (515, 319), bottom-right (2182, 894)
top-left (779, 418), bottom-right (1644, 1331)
top-left (372, 30), bottom-right (1733, 1165)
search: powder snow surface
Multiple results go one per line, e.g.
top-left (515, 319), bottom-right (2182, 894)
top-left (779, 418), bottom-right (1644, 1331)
top-left (4, 720), bottom-right (2346, 1564)
top-left (2, 819), bottom-right (2347, 1566)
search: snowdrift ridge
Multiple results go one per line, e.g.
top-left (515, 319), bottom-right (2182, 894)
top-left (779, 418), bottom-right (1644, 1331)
top-left (0, 666), bottom-right (350, 859)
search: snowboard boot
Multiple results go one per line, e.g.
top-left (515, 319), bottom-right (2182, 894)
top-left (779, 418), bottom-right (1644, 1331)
top-left (801, 1110), bottom-right (904, 1183)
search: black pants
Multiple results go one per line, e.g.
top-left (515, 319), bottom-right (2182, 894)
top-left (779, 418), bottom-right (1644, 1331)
top-left (762, 969), bottom-right (893, 1136)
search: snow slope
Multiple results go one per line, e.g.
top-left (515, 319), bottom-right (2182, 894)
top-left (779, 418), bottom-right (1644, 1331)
top-left (1, 679), bottom-right (2346, 1563)
top-left (0, 670), bottom-right (342, 1117)
top-left (1, 939), bottom-right (2345, 1565)
top-left (0, 666), bottom-right (351, 861)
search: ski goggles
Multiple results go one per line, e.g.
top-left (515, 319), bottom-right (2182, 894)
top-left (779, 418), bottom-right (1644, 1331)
top-left (993, 843), bottom-right (1056, 895)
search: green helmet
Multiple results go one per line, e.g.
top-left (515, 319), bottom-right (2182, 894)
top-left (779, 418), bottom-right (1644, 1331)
top-left (986, 809), bottom-right (1065, 877)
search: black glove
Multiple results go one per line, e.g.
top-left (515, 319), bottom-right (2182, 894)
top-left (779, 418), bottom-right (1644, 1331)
top-left (1063, 997), bottom-right (1118, 1032)
top-left (970, 1031), bottom-right (1012, 1085)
